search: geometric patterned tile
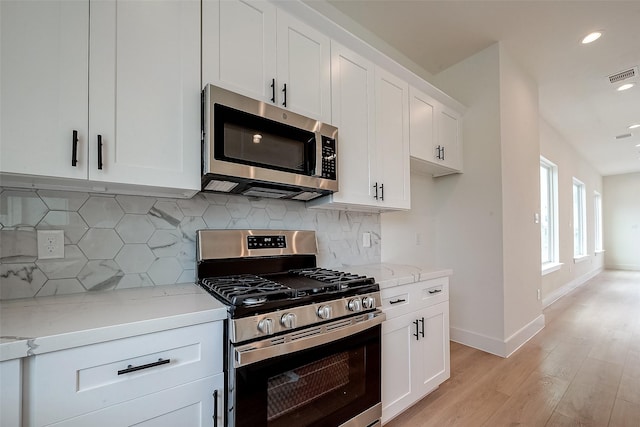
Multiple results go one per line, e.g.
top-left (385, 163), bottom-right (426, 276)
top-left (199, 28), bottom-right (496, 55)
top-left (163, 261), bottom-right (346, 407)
top-left (147, 257), bottom-right (182, 285)
top-left (78, 260), bottom-right (124, 291)
top-left (36, 278), bottom-right (86, 297)
top-left (79, 196), bottom-right (124, 228)
top-left (149, 201), bottom-right (184, 229)
top-left (0, 229), bottom-right (37, 263)
top-left (115, 214), bottom-right (155, 244)
top-left (78, 229), bottom-right (124, 260)
top-left (37, 211), bottom-right (89, 244)
top-left (202, 205), bottom-right (231, 228)
top-left (0, 190), bottom-right (48, 227)
top-left (116, 273), bottom-right (154, 289)
top-left (147, 230), bottom-right (182, 258)
top-left (177, 193), bottom-right (209, 217)
top-left (226, 198), bottom-right (252, 218)
top-left (0, 263), bottom-right (47, 299)
top-left (38, 190), bottom-right (89, 211)
top-left (115, 244), bottom-right (156, 274)
top-left (35, 245), bottom-right (88, 279)
top-left (115, 195), bottom-right (156, 214)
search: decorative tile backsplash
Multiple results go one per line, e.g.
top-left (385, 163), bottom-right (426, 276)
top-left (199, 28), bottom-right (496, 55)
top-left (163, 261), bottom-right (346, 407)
top-left (0, 188), bottom-right (381, 299)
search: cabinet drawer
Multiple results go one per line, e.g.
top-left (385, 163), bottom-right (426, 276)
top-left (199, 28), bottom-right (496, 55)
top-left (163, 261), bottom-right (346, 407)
top-left (381, 277), bottom-right (449, 319)
top-left (28, 321), bottom-right (222, 427)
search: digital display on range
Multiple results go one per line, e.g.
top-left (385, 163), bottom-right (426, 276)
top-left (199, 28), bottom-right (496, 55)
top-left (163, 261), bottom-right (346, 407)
top-left (247, 235), bottom-right (286, 249)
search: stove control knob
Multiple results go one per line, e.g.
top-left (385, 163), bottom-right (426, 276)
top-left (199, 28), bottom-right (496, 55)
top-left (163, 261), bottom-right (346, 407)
top-left (258, 318), bottom-right (274, 335)
top-left (362, 296), bottom-right (376, 309)
top-left (348, 298), bottom-right (362, 312)
top-left (281, 313), bottom-right (297, 329)
top-left (317, 305), bottom-right (332, 320)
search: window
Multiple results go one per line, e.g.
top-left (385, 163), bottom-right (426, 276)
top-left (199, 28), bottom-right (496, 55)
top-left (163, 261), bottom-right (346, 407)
top-left (594, 191), bottom-right (603, 252)
top-left (573, 178), bottom-right (587, 258)
top-left (540, 158), bottom-right (559, 268)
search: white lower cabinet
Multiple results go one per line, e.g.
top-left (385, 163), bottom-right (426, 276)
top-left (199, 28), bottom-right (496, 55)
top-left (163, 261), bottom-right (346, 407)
top-left (381, 278), bottom-right (450, 424)
top-left (25, 322), bottom-right (223, 427)
top-left (1, 359), bottom-right (22, 426)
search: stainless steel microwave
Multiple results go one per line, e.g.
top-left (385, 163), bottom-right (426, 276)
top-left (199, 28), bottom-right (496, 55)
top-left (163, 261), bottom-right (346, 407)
top-left (202, 84), bottom-right (338, 201)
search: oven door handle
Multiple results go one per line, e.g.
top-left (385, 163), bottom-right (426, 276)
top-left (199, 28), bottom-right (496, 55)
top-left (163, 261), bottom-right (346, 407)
top-left (234, 310), bottom-right (386, 368)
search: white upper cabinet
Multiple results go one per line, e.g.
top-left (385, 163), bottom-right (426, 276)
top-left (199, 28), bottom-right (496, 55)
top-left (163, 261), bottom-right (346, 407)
top-left (310, 42), bottom-right (410, 212)
top-left (203, 0), bottom-right (331, 123)
top-left (89, 0), bottom-right (201, 190)
top-left (0, 0), bottom-right (201, 196)
top-left (1, 0), bottom-right (89, 180)
top-left (409, 86), bottom-right (463, 176)
top-left (374, 67), bottom-right (411, 210)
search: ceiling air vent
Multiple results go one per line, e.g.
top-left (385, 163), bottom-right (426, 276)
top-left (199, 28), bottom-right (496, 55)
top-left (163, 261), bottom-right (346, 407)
top-left (615, 133), bottom-right (633, 140)
top-left (608, 66), bottom-right (638, 84)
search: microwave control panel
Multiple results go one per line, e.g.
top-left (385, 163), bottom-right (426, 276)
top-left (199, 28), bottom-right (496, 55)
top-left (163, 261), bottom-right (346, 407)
top-left (321, 136), bottom-right (337, 180)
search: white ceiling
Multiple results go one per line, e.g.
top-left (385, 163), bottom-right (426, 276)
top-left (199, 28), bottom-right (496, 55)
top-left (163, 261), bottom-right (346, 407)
top-left (313, 0), bottom-right (640, 176)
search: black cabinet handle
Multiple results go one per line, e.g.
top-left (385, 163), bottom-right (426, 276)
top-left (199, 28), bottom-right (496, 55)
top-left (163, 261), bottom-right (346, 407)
top-left (71, 130), bottom-right (78, 166)
top-left (389, 298), bottom-right (406, 305)
top-left (97, 135), bottom-right (103, 170)
top-left (117, 358), bottom-right (170, 375)
top-left (419, 317), bottom-right (425, 338)
top-left (373, 182), bottom-right (378, 200)
top-left (380, 183), bottom-right (384, 201)
top-left (213, 389), bottom-right (219, 427)
top-left (442, 146), bottom-right (445, 160)
top-left (282, 83), bottom-right (287, 107)
top-left (270, 78), bottom-right (275, 103)
top-left (428, 289), bottom-right (442, 294)
top-left (413, 319), bottom-right (419, 340)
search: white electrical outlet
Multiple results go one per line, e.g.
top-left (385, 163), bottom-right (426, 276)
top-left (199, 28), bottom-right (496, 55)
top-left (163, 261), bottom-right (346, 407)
top-left (537, 289), bottom-right (541, 301)
top-left (362, 232), bottom-right (371, 248)
top-left (37, 230), bottom-right (65, 259)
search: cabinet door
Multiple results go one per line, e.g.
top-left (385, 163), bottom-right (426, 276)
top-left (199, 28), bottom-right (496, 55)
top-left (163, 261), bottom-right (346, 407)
top-left (409, 87), bottom-right (437, 162)
top-left (203, 0), bottom-right (276, 102)
top-left (88, 0), bottom-right (200, 192)
top-left (437, 104), bottom-right (463, 171)
top-left (0, 0), bottom-right (88, 179)
top-left (276, 11), bottom-right (331, 123)
top-left (0, 359), bottom-right (21, 427)
top-left (415, 302), bottom-right (451, 396)
top-left (329, 42), bottom-right (377, 207)
top-left (48, 374), bottom-right (223, 427)
top-left (375, 67), bottom-right (410, 210)
top-left (381, 311), bottom-right (420, 424)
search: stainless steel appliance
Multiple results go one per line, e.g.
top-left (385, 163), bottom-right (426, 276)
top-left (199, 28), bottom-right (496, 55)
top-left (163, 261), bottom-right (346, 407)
top-left (202, 85), bottom-right (338, 201)
top-left (196, 229), bottom-right (384, 427)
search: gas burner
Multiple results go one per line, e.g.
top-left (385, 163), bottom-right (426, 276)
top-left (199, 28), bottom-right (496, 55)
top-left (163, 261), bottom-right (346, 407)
top-left (200, 274), bottom-right (296, 306)
top-left (289, 268), bottom-right (375, 288)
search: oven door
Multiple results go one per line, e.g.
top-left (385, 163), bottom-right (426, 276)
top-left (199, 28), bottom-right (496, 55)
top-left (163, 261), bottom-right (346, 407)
top-left (230, 314), bottom-right (383, 427)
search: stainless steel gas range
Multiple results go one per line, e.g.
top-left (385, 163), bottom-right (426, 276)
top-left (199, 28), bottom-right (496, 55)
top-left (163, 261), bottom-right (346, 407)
top-left (196, 229), bottom-right (385, 427)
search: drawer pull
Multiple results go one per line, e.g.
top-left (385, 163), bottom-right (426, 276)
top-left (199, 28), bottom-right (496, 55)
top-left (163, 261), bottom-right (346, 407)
top-left (213, 389), bottom-right (219, 427)
top-left (117, 358), bottom-right (170, 375)
top-left (389, 298), bottom-right (406, 305)
top-left (428, 289), bottom-right (442, 294)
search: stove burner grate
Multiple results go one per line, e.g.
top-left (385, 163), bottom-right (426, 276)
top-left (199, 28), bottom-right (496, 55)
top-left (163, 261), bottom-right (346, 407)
top-left (289, 268), bottom-right (374, 289)
top-left (200, 274), bottom-right (296, 306)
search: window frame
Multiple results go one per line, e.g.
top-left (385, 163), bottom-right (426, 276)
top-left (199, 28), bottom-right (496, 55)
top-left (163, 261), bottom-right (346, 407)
top-left (572, 177), bottom-right (587, 260)
top-left (594, 191), bottom-right (603, 253)
top-left (540, 157), bottom-right (560, 274)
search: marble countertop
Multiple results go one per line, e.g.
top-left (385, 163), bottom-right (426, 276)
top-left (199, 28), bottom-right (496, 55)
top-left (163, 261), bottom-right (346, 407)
top-left (341, 263), bottom-right (452, 289)
top-left (0, 284), bottom-right (226, 362)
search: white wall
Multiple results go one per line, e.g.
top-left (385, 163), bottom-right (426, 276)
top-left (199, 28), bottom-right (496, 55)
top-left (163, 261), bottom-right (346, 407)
top-left (603, 173), bottom-right (640, 271)
top-left (539, 119), bottom-right (604, 306)
top-left (498, 46), bottom-right (543, 343)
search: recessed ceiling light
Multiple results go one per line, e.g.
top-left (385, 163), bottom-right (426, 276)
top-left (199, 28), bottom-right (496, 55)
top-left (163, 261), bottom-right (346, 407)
top-left (581, 31), bottom-right (602, 44)
top-left (617, 83), bottom-right (635, 91)
top-left (629, 124), bottom-right (640, 129)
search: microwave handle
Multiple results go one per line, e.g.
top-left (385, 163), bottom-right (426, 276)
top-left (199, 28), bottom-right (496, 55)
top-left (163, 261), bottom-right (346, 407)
top-left (311, 133), bottom-right (321, 176)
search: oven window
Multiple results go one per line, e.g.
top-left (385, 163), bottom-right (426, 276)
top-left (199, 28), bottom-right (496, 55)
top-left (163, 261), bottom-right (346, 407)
top-left (233, 325), bottom-right (381, 427)
top-left (214, 104), bottom-right (315, 175)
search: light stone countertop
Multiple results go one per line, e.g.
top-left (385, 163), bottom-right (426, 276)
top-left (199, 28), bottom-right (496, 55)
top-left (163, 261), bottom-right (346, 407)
top-left (0, 284), bottom-right (226, 362)
top-left (341, 263), bottom-right (452, 290)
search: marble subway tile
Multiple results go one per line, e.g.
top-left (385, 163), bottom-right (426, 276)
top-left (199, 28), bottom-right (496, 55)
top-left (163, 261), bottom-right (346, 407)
top-left (0, 263), bottom-right (47, 299)
top-left (149, 201), bottom-right (183, 229)
top-left (79, 196), bottom-right (124, 228)
top-left (115, 244), bottom-right (156, 274)
top-left (37, 211), bottom-right (89, 244)
top-left (115, 195), bottom-right (156, 214)
top-left (38, 190), bottom-right (89, 211)
top-left (78, 229), bottom-right (124, 260)
top-left (36, 245), bottom-right (87, 279)
top-left (36, 278), bottom-right (86, 297)
top-left (0, 190), bottom-right (48, 227)
top-left (147, 257), bottom-right (182, 285)
top-left (0, 229), bottom-right (37, 262)
top-left (115, 214), bottom-right (155, 244)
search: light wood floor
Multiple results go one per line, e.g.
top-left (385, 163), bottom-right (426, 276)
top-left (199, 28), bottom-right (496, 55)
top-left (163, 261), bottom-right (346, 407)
top-left (386, 270), bottom-right (640, 427)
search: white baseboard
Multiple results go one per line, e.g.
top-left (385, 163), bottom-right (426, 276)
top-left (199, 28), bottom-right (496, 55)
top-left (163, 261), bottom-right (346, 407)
top-left (451, 314), bottom-right (545, 358)
top-left (605, 264), bottom-right (640, 271)
top-left (542, 267), bottom-right (603, 308)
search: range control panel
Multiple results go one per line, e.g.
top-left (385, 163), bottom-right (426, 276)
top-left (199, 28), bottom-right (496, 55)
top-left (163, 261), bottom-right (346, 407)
top-left (247, 235), bottom-right (286, 250)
